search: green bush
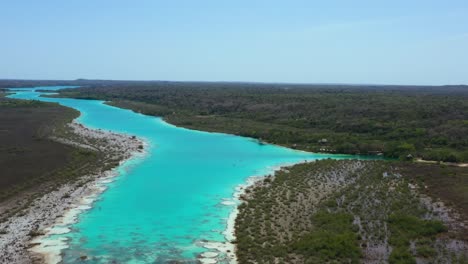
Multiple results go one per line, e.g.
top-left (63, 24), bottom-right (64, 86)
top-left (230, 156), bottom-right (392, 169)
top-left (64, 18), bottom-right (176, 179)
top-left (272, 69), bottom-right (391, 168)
top-left (417, 244), bottom-right (436, 258)
top-left (388, 214), bottom-right (447, 239)
top-left (388, 214), bottom-right (446, 263)
top-left (293, 211), bottom-right (361, 263)
top-left (389, 247), bottom-right (416, 264)
top-left (421, 149), bottom-right (460, 162)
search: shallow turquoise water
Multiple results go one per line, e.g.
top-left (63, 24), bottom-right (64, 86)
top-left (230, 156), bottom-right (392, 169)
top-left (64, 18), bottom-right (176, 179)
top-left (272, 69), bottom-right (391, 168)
top-left (8, 88), bottom-right (373, 263)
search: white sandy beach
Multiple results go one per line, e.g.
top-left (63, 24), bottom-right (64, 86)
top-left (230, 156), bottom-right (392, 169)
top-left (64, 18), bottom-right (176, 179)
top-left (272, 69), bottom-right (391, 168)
top-left (0, 121), bottom-right (145, 264)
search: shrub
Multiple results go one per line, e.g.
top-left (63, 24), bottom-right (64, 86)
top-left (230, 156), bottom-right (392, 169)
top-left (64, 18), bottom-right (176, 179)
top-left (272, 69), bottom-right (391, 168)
top-left (292, 211), bottom-right (361, 263)
top-left (389, 247), bottom-right (416, 264)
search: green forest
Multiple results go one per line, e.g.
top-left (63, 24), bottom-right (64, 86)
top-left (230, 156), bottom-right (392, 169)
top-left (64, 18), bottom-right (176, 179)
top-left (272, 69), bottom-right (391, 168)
top-left (52, 82), bottom-right (468, 162)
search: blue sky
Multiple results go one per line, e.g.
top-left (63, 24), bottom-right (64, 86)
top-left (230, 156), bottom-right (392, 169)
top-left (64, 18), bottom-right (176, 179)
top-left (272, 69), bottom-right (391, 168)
top-left (1, 0), bottom-right (467, 85)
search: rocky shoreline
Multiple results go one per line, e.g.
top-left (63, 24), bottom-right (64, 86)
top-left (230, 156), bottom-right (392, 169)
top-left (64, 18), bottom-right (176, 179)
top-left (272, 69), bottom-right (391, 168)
top-left (0, 121), bottom-right (145, 264)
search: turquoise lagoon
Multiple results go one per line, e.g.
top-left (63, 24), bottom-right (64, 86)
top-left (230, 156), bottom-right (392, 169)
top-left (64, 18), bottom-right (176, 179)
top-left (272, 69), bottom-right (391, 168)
top-left (9, 88), bottom-right (368, 263)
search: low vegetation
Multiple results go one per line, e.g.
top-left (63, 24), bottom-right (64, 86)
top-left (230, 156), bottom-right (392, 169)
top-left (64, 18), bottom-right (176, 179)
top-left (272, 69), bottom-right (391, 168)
top-left (399, 163), bottom-right (468, 227)
top-left (0, 92), bottom-right (121, 221)
top-left (235, 160), bottom-right (467, 263)
top-left (387, 214), bottom-right (446, 263)
top-left (292, 211), bottom-right (361, 263)
top-left (0, 96), bottom-right (78, 199)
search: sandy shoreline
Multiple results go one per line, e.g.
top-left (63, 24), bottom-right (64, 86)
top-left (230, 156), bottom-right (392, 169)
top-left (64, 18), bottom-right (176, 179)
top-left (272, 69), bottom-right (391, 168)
top-left (0, 121), bottom-right (146, 264)
top-left (198, 160), bottom-right (313, 264)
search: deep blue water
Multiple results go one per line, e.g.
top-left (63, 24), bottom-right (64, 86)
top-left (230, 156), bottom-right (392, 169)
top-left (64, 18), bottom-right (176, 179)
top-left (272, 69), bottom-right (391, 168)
top-left (8, 87), bottom-right (373, 263)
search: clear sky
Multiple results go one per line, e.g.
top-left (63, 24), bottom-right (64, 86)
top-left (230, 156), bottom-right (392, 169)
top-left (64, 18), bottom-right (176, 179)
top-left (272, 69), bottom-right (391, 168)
top-left (1, 0), bottom-right (467, 85)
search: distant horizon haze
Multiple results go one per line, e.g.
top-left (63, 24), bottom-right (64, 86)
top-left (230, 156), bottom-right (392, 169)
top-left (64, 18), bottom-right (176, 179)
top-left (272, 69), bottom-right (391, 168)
top-left (1, 1), bottom-right (467, 85)
top-left (1, 78), bottom-right (468, 87)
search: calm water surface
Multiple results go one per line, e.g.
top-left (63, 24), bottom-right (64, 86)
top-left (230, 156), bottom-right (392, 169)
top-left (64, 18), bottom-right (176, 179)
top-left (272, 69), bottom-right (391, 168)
top-left (9, 87), bottom-right (367, 263)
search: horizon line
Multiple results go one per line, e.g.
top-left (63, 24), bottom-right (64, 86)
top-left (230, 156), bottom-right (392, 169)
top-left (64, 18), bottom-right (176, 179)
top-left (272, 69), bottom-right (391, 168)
top-left (1, 78), bottom-right (467, 87)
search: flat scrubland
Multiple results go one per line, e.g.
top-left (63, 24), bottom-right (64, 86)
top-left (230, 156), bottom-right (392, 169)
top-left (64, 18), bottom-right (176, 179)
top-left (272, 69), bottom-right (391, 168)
top-left (0, 95), bottom-right (84, 201)
top-left (0, 93), bottom-right (134, 220)
top-left (235, 160), bottom-right (468, 264)
top-left (44, 81), bottom-right (468, 162)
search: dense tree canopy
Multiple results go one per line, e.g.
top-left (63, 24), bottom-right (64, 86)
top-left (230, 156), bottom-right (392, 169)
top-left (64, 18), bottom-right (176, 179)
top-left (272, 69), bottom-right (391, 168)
top-left (53, 82), bottom-right (468, 161)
